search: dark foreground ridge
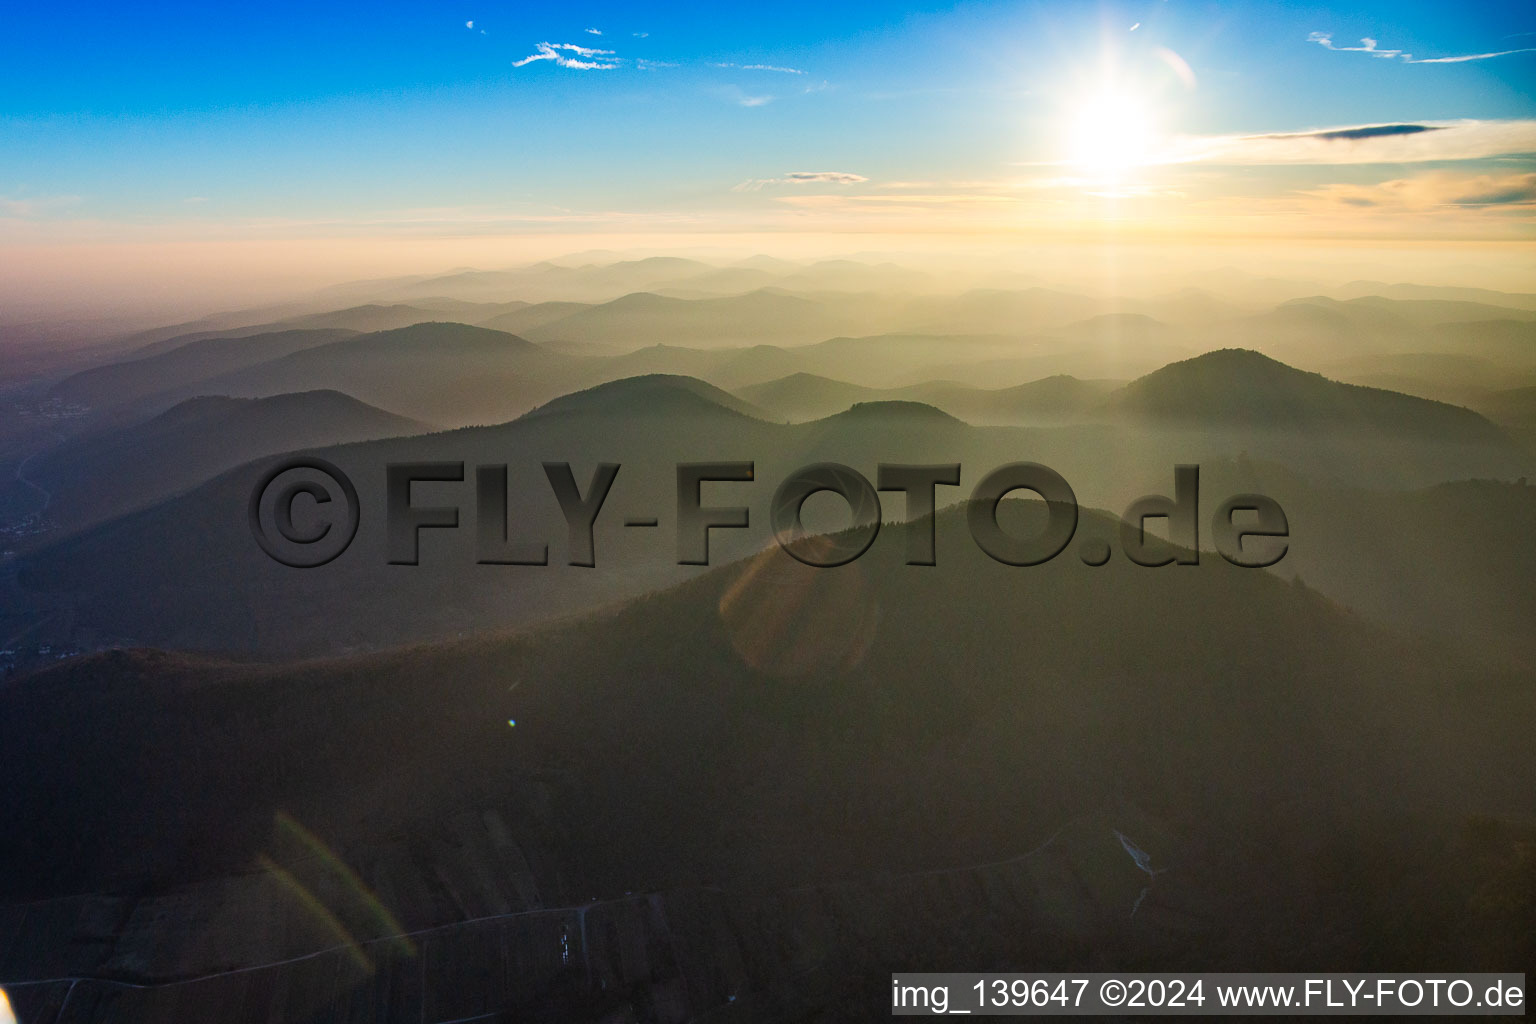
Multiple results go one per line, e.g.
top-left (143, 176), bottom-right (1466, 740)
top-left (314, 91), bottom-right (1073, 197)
top-left (2, 502), bottom-right (1531, 1021)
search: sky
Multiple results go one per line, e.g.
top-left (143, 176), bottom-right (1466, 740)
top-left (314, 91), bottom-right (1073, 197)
top-left (2, 1), bottom-right (1534, 318)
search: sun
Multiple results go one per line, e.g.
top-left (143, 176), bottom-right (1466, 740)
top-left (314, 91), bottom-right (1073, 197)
top-left (1063, 88), bottom-right (1159, 180)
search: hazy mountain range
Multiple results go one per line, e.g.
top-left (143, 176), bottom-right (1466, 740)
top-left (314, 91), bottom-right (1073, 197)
top-left (9, 353), bottom-right (1528, 663)
top-left (1, 253), bottom-right (1531, 1022)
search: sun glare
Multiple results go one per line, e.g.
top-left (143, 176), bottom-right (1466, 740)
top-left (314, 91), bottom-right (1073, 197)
top-left (1064, 89), bottom-right (1159, 180)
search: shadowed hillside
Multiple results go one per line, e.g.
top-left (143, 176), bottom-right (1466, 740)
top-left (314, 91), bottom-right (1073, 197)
top-left (1431, 319), bottom-right (1536, 369)
top-left (520, 373), bottom-right (779, 423)
top-left (10, 370), bottom-right (1531, 661)
top-left (518, 289), bottom-right (877, 349)
top-left (1473, 385), bottom-right (1536, 445)
top-left (116, 303), bottom-right (505, 360)
top-left (735, 372), bottom-right (884, 419)
top-left (739, 372), bottom-right (1116, 424)
top-left (1188, 458), bottom-right (1536, 667)
top-left (27, 391), bottom-right (426, 535)
top-left (1, 501), bottom-right (1530, 1019)
top-left (202, 322), bottom-right (583, 425)
top-left (1106, 348), bottom-right (1511, 443)
top-left (474, 299), bottom-right (597, 337)
top-left (4, 253), bottom-right (1536, 1022)
top-left (49, 328), bottom-right (359, 411)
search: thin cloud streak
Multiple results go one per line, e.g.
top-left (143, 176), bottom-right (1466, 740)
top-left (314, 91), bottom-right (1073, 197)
top-left (1405, 48), bottom-right (1536, 64)
top-left (1308, 31), bottom-right (1536, 64)
top-left (1252, 124), bottom-right (1445, 142)
top-left (711, 61), bottom-right (806, 74)
top-left (512, 41), bottom-right (620, 69)
top-left (735, 171), bottom-right (868, 191)
top-left (1304, 171), bottom-right (1536, 209)
top-left (1165, 119), bottom-right (1536, 165)
top-left (509, 45), bottom-right (805, 76)
top-left (1308, 33), bottom-right (1404, 59)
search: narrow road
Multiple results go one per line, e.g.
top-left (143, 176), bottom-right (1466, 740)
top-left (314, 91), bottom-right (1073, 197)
top-left (9, 428), bottom-right (63, 517)
top-left (12, 448), bottom-right (53, 514)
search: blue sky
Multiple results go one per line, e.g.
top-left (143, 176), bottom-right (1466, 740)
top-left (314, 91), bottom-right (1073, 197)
top-left (1, 1), bottom-right (1533, 314)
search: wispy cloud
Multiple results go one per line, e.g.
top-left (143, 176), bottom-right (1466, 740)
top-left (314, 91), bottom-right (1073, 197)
top-left (735, 171), bottom-right (868, 191)
top-left (507, 41), bottom-right (807, 79)
top-left (710, 83), bottom-right (777, 108)
top-left (0, 194), bottom-right (83, 217)
top-left (782, 171), bottom-right (867, 183)
top-left (1305, 171), bottom-right (1536, 209)
top-left (1166, 119), bottom-right (1536, 165)
top-left (512, 41), bottom-right (620, 69)
top-left (1253, 123), bottom-right (1445, 142)
top-left (1454, 173), bottom-right (1536, 204)
top-left (1308, 33), bottom-right (1404, 58)
top-left (584, 27), bottom-right (602, 36)
top-left (711, 61), bottom-right (806, 74)
top-left (1404, 48), bottom-right (1536, 64)
top-left (779, 193), bottom-right (1018, 206)
top-left (877, 177), bottom-right (1101, 192)
top-left (1308, 31), bottom-right (1536, 64)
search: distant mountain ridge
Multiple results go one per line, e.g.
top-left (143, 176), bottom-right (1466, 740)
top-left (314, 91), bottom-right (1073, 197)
top-left (739, 372), bottom-right (1117, 424)
top-left (29, 390), bottom-right (424, 533)
top-left (124, 302), bottom-right (506, 360)
top-left (1105, 348), bottom-right (1510, 443)
top-left (519, 373), bottom-right (778, 422)
top-left (199, 321), bottom-right (578, 425)
top-left (51, 328), bottom-right (359, 410)
top-left (12, 359), bottom-right (1528, 661)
